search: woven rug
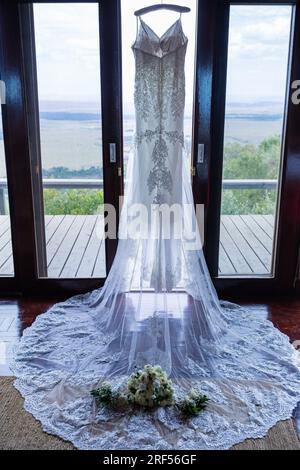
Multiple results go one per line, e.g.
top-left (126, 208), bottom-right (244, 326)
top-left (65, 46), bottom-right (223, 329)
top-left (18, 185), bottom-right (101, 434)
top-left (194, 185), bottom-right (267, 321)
top-left (0, 377), bottom-right (299, 450)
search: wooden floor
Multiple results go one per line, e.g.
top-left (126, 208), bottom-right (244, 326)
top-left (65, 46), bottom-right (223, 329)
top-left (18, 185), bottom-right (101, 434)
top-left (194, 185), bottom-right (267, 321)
top-left (0, 294), bottom-right (299, 437)
top-left (0, 214), bottom-right (274, 278)
top-left (0, 215), bottom-right (106, 278)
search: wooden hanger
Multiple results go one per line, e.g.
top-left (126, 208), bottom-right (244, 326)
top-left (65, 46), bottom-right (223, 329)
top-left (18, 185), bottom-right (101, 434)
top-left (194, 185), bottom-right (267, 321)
top-left (134, 3), bottom-right (190, 17)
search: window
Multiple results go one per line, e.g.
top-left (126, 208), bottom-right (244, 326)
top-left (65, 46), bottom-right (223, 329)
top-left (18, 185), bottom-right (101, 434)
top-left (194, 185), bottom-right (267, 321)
top-left (218, 5), bottom-right (292, 277)
top-left (33, 2), bottom-right (106, 278)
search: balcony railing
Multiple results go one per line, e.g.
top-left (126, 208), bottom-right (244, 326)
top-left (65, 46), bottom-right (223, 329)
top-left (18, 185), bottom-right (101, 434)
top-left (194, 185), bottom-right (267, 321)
top-left (0, 178), bottom-right (105, 214)
top-left (0, 177), bottom-right (278, 214)
top-left (222, 179), bottom-right (277, 190)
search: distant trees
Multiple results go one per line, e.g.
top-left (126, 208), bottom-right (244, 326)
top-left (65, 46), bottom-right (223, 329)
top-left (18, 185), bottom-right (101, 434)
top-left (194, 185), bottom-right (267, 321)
top-left (44, 189), bottom-right (103, 215)
top-left (43, 166), bottom-right (102, 179)
top-left (43, 166), bottom-right (104, 215)
top-left (221, 135), bottom-right (281, 215)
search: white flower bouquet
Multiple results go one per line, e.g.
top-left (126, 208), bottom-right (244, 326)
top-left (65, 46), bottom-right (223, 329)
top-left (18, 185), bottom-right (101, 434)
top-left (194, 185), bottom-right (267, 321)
top-left (91, 364), bottom-right (208, 417)
top-left (127, 364), bottom-right (174, 408)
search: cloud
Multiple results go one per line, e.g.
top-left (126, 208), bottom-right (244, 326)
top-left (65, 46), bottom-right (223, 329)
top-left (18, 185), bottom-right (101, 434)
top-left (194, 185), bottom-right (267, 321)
top-left (32, 2), bottom-right (292, 104)
top-left (229, 6), bottom-right (292, 61)
top-left (33, 3), bottom-right (101, 100)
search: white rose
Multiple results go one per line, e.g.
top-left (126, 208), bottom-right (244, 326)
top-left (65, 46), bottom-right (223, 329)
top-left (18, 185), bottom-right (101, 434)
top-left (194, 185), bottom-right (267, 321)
top-left (153, 379), bottom-right (160, 389)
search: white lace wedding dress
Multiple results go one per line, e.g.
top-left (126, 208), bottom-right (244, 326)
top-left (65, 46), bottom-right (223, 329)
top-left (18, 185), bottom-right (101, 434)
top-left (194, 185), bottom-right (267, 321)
top-left (11, 16), bottom-right (300, 450)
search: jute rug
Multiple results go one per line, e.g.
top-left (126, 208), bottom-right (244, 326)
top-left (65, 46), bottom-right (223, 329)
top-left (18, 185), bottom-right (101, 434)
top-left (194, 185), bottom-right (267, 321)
top-left (0, 377), bottom-right (299, 450)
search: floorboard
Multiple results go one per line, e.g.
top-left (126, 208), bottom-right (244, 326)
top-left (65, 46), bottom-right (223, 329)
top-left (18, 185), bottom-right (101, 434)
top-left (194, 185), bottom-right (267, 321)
top-left (0, 214), bottom-right (276, 278)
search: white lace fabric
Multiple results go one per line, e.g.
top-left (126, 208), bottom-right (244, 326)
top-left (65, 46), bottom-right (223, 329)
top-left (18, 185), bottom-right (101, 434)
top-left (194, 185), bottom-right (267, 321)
top-left (11, 16), bottom-right (300, 450)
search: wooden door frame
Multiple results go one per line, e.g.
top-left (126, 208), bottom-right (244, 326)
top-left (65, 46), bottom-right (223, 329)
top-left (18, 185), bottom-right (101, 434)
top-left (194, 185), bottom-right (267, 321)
top-left (193, 0), bottom-right (300, 296)
top-left (0, 1), bottom-right (37, 296)
top-left (0, 0), bottom-right (123, 296)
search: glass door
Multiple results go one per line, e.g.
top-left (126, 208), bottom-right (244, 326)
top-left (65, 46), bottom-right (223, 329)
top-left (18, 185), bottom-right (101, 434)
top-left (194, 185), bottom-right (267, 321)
top-left (193, 1), bottom-right (300, 294)
top-left (218, 4), bottom-right (292, 277)
top-left (32, 2), bottom-right (106, 280)
top-left (0, 0), bottom-right (123, 295)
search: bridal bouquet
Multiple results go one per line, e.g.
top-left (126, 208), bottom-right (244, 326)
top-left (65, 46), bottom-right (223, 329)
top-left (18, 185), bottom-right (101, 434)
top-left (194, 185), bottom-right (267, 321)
top-left (127, 364), bottom-right (174, 408)
top-left (91, 364), bottom-right (209, 417)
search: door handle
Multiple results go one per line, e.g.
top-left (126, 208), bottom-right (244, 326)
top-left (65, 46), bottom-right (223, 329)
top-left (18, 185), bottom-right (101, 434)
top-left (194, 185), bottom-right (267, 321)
top-left (109, 143), bottom-right (117, 163)
top-left (197, 143), bottom-right (205, 163)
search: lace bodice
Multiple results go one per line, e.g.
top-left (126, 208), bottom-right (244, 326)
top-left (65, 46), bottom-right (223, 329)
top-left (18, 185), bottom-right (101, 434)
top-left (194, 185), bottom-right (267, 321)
top-left (133, 18), bottom-right (187, 205)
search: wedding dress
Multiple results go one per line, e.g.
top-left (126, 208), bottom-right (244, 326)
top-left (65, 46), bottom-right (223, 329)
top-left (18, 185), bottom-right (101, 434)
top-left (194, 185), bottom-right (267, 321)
top-left (11, 16), bottom-right (300, 450)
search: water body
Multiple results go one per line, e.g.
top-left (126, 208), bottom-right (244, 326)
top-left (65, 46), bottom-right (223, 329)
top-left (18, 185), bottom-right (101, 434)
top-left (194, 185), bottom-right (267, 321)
top-left (0, 102), bottom-right (284, 177)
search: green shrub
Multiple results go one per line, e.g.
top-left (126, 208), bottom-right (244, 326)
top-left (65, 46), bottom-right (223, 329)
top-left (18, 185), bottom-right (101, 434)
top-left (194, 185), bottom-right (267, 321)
top-left (221, 189), bottom-right (277, 215)
top-left (43, 188), bottom-right (104, 215)
top-left (221, 135), bottom-right (281, 215)
top-left (223, 135), bottom-right (281, 180)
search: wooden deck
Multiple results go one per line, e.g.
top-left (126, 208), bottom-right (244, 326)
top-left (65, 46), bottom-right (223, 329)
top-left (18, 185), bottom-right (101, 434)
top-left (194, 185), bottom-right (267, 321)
top-left (0, 214), bottom-right (275, 278)
top-left (219, 214), bottom-right (275, 275)
top-left (0, 215), bottom-right (106, 278)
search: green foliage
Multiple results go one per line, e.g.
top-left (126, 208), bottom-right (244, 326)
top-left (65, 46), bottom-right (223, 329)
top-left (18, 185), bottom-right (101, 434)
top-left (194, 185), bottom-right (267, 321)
top-left (180, 390), bottom-right (209, 418)
top-left (43, 189), bottom-right (103, 215)
top-left (43, 166), bottom-right (102, 179)
top-left (91, 382), bottom-right (113, 405)
top-left (223, 135), bottom-right (281, 180)
top-left (222, 135), bottom-right (281, 215)
top-left (222, 189), bottom-right (276, 215)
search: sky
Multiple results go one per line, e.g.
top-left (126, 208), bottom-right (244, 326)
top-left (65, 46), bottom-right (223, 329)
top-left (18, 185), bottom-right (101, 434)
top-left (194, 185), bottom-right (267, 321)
top-left (33, 1), bottom-right (292, 111)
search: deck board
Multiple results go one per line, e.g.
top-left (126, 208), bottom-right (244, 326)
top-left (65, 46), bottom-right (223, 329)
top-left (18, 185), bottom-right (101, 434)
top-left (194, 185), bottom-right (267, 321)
top-left (232, 216), bottom-right (272, 268)
top-left (263, 214), bottom-right (275, 227)
top-left (60, 215), bottom-right (97, 278)
top-left (92, 221), bottom-right (106, 278)
top-left (46, 215), bottom-right (76, 265)
top-left (220, 221), bottom-right (252, 274)
top-left (218, 243), bottom-right (236, 275)
top-left (0, 216), bottom-right (9, 238)
top-left (76, 216), bottom-right (104, 278)
top-left (249, 214), bottom-right (274, 239)
top-left (0, 214), bottom-right (275, 278)
top-left (240, 215), bottom-right (272, 254)
top-left (220, 215), bottom-right (269, 274)
top-left (47, 215), bottom-right (87, 278)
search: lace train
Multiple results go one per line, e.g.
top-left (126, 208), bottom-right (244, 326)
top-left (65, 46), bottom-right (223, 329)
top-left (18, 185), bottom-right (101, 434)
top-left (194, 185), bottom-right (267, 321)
top-left (11, 294), bottom-right (300, 450)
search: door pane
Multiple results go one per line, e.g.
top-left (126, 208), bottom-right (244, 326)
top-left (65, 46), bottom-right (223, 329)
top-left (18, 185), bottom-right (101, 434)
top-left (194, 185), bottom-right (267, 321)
top-left (33, 3), bottom-right (106, 278)
top-left (121, 0), bottom-right (197, 174)
top-left (219, 5), bottom-right (292, 277)
top-left (0, 107), bottom-right (14, 277)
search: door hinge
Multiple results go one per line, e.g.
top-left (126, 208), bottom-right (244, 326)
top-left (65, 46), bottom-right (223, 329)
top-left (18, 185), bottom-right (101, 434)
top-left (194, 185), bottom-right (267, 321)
top-left (191, 166), bottom-right (196, 177)
top-left (118, 167), bottom-right (122, 177)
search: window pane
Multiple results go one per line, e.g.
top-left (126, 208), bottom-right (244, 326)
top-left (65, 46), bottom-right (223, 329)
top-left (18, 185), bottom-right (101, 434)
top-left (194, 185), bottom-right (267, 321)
top-left (0, 106), bottom-right (14, 277)
top-left (121, 0), bottom-right (197, 174)
top-left (219, 5), bottom-right (292, 277)
top-left (33, 3), bottom-right (105, 278)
